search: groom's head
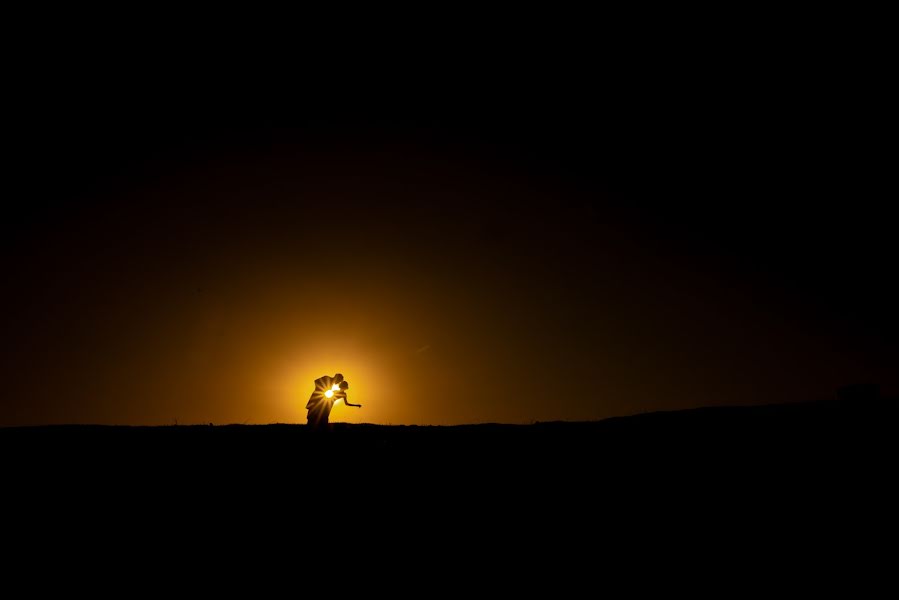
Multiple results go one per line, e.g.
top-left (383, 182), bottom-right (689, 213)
top-left (333, 373), bottom-right (345, 384)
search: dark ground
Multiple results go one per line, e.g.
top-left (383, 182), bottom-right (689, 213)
top-left (3, 396), bottom-right (896, 576)
top-left (5, 396), bottom-right (895, 496)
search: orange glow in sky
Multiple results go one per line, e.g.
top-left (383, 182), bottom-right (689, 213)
top-left (3, 143), bottom-right (896, 429)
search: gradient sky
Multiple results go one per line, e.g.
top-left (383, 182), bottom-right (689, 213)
top-left (3, 56), bottom-right (897, 425)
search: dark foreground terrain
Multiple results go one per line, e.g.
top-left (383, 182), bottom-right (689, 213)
top-left (3, 397), bottom-right (897, 567)
top-left (5, 396), bottom-right (896, 490)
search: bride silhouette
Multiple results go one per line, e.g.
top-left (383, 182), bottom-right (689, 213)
top-left (306, 373), bottom-right (360, 431)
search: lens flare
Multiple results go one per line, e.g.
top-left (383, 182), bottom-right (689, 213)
top-left (325, 390), bottom-right (334, 398)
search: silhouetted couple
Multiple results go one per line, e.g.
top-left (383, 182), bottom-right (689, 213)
top-left (306, 373), bottom-right (360, 431)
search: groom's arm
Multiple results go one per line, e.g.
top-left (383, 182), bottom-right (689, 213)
top-left (337, 392), bottom-right (361, 407)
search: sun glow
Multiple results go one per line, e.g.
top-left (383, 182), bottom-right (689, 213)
top-left (273, 342), bottom-right (385, 424)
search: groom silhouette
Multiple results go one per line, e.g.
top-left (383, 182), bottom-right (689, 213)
top-left (306, 373), bottom-right (359, 430)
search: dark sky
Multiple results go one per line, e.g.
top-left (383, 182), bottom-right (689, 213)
top-left (3, 39), bottom-right (896, 425)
